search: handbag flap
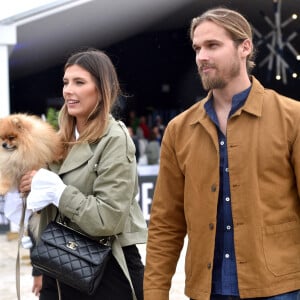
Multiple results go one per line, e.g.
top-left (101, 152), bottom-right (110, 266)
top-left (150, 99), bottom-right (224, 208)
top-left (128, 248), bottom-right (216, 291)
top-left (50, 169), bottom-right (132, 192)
top-left (40, 221), bottom-right (111, 265)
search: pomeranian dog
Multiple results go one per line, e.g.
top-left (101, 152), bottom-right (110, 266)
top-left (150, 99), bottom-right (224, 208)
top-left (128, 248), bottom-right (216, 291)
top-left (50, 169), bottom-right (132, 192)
top-left (0, 113), bottom-right (63, 195)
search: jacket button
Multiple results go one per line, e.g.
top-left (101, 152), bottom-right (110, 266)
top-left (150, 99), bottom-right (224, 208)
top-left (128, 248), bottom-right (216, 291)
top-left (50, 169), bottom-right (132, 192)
top-left (209, 223), bottom-right (214, 230)
top-left (211, 184), bottom-right (217, 192)
top-left (207, 262), bottom-right (212, 269)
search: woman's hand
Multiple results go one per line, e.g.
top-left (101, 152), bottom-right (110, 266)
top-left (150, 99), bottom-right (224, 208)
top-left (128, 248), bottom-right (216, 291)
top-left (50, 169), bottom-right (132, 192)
top-left (32, 275), bottom-right (43, 297)
top-left (19, 170), bottom-right (37, 193)
top-left (25, 168), bottom-right (66, 211)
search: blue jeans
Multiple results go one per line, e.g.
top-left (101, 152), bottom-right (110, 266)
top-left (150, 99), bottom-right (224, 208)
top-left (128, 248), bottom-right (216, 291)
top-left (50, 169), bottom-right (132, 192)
top-left (205, 290), bottom-right (300, 300)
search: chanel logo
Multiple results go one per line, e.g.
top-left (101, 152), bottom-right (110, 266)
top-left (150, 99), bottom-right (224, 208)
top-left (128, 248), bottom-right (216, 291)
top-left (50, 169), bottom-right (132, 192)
top-left (66, 241), bottom-right (78, 250)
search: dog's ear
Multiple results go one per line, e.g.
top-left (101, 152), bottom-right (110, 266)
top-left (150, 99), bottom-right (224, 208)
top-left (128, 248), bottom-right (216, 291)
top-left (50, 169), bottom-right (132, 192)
top-left (12, 117), bottom-right (23, 130)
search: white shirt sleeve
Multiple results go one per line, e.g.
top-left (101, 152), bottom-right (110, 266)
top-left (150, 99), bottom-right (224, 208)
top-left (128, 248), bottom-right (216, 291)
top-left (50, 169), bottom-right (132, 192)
top-left (4, 189), bottom-right (32, 225)
top-left (26, 168), bottom-right (66, 212)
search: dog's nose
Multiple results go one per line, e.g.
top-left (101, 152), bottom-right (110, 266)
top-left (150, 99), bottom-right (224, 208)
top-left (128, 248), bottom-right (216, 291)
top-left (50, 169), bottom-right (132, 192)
top-left (2, 142), bottom-right (16, 151)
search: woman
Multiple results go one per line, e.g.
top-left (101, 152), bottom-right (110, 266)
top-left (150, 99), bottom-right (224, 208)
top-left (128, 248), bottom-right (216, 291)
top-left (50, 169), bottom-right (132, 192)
top-left (20, 49), bottom-right (147, 300)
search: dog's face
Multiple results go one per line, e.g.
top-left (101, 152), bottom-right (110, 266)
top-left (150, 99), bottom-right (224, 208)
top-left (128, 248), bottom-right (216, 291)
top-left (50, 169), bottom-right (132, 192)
top-left (0, 117), bottom-right (25, 151)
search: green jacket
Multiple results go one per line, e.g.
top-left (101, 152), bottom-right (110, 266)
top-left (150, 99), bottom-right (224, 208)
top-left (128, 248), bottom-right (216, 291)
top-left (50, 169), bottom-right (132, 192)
top-left (144, 77), bottom-right (300, 299)
top-left (39, 116), bottom-right (147, 265)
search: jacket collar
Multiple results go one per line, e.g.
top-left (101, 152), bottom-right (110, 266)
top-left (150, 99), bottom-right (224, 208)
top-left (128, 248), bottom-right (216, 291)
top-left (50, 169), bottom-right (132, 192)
top-left (189, 76), bottom-right (265, 126)
top-left (58, 116), bottom-right (113, 175)
top-left (58, 142), bottom-right (94, 175)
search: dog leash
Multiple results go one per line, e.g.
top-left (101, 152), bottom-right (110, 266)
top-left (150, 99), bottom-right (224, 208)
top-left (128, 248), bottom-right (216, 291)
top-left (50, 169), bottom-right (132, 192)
top-left (16, 193), bottom-right (27, 300)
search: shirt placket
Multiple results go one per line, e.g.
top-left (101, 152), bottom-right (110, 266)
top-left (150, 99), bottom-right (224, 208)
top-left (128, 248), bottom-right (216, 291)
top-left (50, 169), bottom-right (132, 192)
top-left (220, 137), bottom-right (238, 293)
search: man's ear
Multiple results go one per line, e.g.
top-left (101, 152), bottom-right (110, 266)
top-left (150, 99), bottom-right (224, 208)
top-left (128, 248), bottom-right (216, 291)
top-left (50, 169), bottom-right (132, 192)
top-left (240, 39), bottom-right (252, 57)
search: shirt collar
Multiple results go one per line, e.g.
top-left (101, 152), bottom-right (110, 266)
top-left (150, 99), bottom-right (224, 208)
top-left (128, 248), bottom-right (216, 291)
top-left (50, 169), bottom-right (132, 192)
top-left (204, 85), bottom-right (252, 121)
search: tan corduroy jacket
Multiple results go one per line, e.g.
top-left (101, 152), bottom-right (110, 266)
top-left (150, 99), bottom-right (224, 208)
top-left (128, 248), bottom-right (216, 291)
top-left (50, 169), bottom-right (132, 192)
top-left (144, 77), bottom-right (300, 300)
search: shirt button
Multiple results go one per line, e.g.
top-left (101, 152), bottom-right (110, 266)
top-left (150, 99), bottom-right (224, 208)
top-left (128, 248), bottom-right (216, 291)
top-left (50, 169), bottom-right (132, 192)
top-left (226, 225), bottom-right (231, 230)
top-left (225, 253), bottom-right (230, 259)
top-left (209, 223), bottom-right (214, 230)
top-left (207, 262), bottom-right (212, 269)
top-left (220, 140), bottom-right (225, 146)
top-left (225, 197), bottom-right (230, 202)
top-left (211, 184), bottom-right (217, 192)
top-left (225, 167), bottom-right (229, 172)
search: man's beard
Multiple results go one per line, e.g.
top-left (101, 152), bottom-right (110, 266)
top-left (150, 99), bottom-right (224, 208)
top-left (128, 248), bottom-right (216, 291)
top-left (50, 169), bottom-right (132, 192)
top-left (198, 58), bottom-right (240, 91)
top-left (200, 74), bottom-right (226, 91)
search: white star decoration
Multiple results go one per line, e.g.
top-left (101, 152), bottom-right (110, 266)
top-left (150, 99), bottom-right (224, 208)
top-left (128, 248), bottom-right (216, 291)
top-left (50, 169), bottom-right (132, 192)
top-left (252, 0), bottom-right (299, 84)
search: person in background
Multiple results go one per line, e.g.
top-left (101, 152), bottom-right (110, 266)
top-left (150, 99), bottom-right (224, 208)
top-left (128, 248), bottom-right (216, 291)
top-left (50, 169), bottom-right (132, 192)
top-left (151, 125), bottom-right (162, 144)
top-left (154, 115), bottom-right (165, 143)
top-left (127, 110), bottom-right (140, 134)
top-left (144, 7), bottom-right (300, 300)
top-left (145, 129), bottom-right (160, 165)
top-left (137, 116), bottom-right (150, 140)
top-left (127, 126), bottom-right (140, 162)
top-left (19, 49), bottom-right (147, 300)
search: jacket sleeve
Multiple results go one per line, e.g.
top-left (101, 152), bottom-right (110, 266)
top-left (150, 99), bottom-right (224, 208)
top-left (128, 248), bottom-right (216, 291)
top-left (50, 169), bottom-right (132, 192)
top-left (291, 106), bottom-right (300, 197)
top-left (59, 122), bottom-right (138, 237)
top-left (144, 123), bottom-right (187, 300)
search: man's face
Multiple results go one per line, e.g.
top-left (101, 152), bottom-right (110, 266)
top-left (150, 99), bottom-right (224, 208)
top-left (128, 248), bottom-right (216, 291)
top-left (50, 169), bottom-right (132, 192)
top-left (192, 21), bottom-right (242, 91)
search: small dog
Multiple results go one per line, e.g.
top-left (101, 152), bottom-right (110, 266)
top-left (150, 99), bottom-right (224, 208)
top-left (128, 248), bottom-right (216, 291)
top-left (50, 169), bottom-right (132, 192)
top-left (0, 113), bottom-right (63, 195)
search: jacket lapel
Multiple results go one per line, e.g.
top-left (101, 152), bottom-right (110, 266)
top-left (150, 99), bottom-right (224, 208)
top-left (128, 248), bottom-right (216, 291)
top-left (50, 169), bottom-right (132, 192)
top-left (58, 143), bottom-right (93, 175)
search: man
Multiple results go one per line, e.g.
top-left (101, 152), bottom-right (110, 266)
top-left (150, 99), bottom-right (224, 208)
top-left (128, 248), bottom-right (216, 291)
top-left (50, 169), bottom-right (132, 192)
top-left (144, 7), bottom-right (300, 300)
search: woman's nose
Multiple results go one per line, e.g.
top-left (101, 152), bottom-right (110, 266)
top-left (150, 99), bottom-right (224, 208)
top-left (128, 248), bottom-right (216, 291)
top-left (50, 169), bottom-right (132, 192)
top-left (63, 84), bottom-right (73, 94)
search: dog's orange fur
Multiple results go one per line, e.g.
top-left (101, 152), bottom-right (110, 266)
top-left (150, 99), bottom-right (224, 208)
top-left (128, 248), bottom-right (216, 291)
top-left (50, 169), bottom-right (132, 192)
top-left (0, 113), bottom-right (63, 195)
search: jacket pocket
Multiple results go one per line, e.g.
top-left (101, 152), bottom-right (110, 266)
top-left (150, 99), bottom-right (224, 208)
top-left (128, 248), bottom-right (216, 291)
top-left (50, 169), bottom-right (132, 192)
top-left (262, 220), bottom-right (300, 276)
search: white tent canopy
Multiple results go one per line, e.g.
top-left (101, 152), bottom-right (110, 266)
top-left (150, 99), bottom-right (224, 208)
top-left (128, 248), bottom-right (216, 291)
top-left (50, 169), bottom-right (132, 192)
top-left (0, 0), bottom-right (90, 117)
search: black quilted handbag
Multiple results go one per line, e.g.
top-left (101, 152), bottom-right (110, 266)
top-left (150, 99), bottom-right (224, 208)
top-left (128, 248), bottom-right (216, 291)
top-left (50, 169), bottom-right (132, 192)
top-left (31, 221), bottom-right (112, 295)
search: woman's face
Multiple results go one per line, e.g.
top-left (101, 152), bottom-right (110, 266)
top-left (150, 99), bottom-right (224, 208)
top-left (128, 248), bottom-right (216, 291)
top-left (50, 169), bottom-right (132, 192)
top-left (63, 64), bottom-right (100, 123)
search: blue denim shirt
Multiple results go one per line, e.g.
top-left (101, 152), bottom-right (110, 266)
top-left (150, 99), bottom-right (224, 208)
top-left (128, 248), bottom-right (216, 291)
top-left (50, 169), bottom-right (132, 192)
top-left (204, 86), bottom-right (251, 296)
